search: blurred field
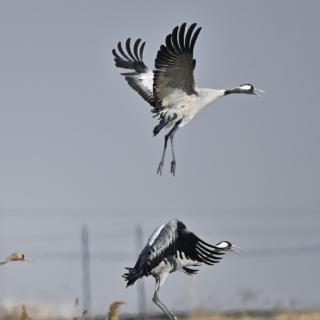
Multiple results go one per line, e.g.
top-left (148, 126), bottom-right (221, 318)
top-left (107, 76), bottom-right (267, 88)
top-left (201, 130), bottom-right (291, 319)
top-left (1, 305), bottom-right (320, 320)
top-left (189, 311), bottom-right (320, 320)
top-left (188, 311), bottom-right (320, 320)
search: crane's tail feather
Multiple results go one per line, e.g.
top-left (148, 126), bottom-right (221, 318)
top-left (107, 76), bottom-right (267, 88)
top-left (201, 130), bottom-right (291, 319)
top-left (122, 267), bottom-right (143, 287)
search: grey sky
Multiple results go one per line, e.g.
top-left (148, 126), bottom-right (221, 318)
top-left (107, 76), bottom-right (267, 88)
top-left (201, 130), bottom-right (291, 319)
top-left (0, 0), bottom-right (319, 316)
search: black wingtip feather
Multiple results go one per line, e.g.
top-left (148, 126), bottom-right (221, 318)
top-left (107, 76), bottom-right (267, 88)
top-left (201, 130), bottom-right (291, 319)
top-left (185, 23), bottom-right (197, 50)
top-left (113, 39), bottom-right (148, 73)
top-left (179, 23), bottom-right (187, 50)
top-left (171, 26), bottom-right (181, 53)
top-left (189, 27), bottom-right (202, 52)
top-left (112, 48), bottom-right (119, 59)
top-left (118, 41), bottom-right (130, 60)
top-left (139, 41), bottom-right (146, 61)
top-left (133, 38), bottom-right (142, 61)
top-left (183, 266), bottom-right (199, 275)
top-left (125, 38), bottom-right (135, 60)
top-left (196, 242), bottom-right (225, 256)
top-left (155, 22), bottom-right (201, 70)
top-left (165, 34), bottom-right (174, 53)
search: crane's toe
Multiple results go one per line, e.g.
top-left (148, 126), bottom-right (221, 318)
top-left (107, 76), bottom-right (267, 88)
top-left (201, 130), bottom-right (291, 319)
top-left (170, 161), bottom-right (176, 176)
top-left (157, 161), bottom-right (164, 175)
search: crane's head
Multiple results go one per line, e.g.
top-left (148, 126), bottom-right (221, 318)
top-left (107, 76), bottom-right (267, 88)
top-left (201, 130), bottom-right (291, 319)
top-left (224, 84), bottom-right (265, 96)
top-left (238, 84), bottom-right (265, 96)
top-left (216, 241), bottom-right (241, 253)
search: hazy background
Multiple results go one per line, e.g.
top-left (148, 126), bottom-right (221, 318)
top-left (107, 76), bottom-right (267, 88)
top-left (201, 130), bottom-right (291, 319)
top-left (0, 0), bottom-right (319, 316)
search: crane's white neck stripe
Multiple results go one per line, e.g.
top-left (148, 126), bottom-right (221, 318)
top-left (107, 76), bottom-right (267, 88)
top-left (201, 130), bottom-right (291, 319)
top-left (148, 225), bottom-right (164, 245)
top-left (239, 84), bottom-right (251, 90)
top-left (216, 241), bottom-right (229, 249)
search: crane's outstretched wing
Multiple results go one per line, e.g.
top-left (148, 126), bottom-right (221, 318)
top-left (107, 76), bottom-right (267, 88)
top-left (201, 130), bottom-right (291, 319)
top-left (176, 229), bottom-right (225, 268)
top-left (153, 23), bottom-right (202, 116)
top-left (112, 38), bottom-right (156, 107)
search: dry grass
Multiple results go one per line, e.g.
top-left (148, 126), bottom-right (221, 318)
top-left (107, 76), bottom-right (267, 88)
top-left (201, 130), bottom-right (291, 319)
top-left (19, 306), bottom-right (29, 320)
top-left (106, 301), bottom-right (125, 320)
top-left (188, 311), bottom-right (320, 320)
top-left (0, 303), bottom-right (319, 320)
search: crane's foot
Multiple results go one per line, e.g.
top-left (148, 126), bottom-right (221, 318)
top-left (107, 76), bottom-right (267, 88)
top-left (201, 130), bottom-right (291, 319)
top-left (157, 161), bottom-right (164, 175)
top-left (170, 160), bottom-right (176, 176)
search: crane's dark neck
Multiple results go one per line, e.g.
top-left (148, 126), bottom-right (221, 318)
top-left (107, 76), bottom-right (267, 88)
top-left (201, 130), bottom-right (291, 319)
top-left (224, 87), bottom-right (245, 96)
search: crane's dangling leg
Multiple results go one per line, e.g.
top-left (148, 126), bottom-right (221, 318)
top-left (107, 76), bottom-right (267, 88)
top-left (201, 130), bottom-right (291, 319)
top-left (152, 274), bottom-right (177, 320)
top-left (157, 132), bottom-right (170, 176)
top-left (157, 121), bottom-right (181, 176)
top-left (169, 122), bottom-right (180, 176)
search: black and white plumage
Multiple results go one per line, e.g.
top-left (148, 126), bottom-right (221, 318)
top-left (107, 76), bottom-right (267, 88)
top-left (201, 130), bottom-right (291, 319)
top-left (112, 23), bottom-right (264, 176)
top-left (123, 219), bottom-right (237, 320)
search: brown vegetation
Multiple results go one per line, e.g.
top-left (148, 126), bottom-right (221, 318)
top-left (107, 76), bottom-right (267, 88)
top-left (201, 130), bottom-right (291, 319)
top-left (0, 302), bottom-right (319, 320)
top-left (188, 311), bottom-right (320, 320)
top-left (106, 301), bottom-right (125, 320)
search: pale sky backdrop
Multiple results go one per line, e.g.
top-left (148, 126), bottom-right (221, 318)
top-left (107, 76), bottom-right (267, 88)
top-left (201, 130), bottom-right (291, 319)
top-left (0, 0), bottom-right (320, 316)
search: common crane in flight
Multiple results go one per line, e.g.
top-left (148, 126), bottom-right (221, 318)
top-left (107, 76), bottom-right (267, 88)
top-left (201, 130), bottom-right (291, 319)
top-left (123, 219), bottom-right (238, 320)
top-left (112, 22), bottom-right (264, 176)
